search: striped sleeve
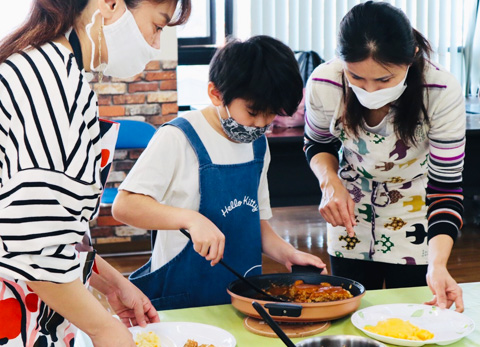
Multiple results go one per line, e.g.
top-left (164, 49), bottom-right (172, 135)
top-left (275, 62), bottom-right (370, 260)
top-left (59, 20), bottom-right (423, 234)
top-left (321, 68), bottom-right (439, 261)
top-left (0, 42), bottom-right (102, 283)
top-left (426, 77), bottom-right (466, 243)
top-left (304, 72), bottom-right (342, 163)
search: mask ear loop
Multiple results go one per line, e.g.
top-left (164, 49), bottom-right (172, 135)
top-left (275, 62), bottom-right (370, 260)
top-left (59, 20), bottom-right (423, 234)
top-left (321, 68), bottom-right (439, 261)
top-left (225, 105), bottom-right (233, 119)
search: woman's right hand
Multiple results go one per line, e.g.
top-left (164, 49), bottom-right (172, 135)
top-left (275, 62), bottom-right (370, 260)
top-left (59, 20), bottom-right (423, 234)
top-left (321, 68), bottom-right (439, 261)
top-left (186, 213), bottom-right (225, 266)
top-left (319, 179), bottom-right (356, 237)
top-left (89, 317), bottom-right (136, 347)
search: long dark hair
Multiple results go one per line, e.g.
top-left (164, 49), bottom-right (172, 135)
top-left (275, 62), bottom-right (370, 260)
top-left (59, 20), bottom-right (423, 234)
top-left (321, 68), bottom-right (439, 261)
top-left (0, 0), bottom-right (191, 65)
top-left (338, 1), bottom-right (432, 146)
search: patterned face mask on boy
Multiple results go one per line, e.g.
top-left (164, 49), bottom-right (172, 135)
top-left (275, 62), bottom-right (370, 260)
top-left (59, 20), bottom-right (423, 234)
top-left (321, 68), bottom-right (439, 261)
top-left (216, 106), bottom-right (269, 143)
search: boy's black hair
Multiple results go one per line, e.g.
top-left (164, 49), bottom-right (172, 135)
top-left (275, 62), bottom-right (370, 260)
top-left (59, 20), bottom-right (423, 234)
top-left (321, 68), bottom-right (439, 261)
top-left (209, 35), bottom-right (303, 117)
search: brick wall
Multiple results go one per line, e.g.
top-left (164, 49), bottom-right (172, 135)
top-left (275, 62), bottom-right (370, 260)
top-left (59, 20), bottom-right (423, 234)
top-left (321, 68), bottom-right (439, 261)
top-left (88, 60), bottom-right (178, 248)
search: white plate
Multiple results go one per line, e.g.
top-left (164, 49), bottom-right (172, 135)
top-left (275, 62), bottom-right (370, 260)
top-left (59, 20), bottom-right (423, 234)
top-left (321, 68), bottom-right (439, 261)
top-left (74, 322), bottom-right (236, 347)
top-left (351, 304), bottom-right (475, 346)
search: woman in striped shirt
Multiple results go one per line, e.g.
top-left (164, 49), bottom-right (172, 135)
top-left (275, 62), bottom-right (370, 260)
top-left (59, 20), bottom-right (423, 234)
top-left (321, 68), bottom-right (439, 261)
top-left (304, 1), bottom-right (464, 311)
top-left (0, 0), bottom-right (190, 346)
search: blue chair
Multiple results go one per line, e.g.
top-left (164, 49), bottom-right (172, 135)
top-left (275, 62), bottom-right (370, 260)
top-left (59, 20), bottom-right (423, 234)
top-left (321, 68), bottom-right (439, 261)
top-left (101, 119), bottom-right (157, 205)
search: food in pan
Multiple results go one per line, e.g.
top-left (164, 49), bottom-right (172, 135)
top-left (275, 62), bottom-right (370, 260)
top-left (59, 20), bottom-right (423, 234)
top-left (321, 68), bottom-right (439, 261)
top-left (364, 318), bottom-right (434, 341)
top-left (183, 340), bottom-right (216, 347)
top-left (266, 280), bottom-right (354, 303)
top-left (134, 331), bottom-right (161, 347)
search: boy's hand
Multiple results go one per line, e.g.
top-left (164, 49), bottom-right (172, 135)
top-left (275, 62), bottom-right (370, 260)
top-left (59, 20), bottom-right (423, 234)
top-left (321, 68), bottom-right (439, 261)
top-left (187, 216), bottom-right (225, 266)
top-left (284, 250), bottom-right (328, 274)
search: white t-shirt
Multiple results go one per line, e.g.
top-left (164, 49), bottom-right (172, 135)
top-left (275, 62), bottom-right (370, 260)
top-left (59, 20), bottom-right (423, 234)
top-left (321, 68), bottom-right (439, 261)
top-left (119, 110), bottom-right (273, 270)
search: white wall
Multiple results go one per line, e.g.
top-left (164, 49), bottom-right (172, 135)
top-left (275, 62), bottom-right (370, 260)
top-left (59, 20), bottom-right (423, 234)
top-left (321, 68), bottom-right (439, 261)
top-left (0, 1), bottom-right (32, 40)
top-left (158, 26), bottom-right (178, 61)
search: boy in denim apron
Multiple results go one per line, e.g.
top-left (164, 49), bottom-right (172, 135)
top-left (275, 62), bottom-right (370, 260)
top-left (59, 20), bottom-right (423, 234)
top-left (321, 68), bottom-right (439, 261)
top-left (113, 36), bottom-right (326, 310)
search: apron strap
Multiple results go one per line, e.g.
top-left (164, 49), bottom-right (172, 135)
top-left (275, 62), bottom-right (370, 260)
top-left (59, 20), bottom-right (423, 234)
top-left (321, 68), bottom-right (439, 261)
top-left (252, 135), bottom-right (267, 160)
top-left (165, 117), bottom-right (213, 167)
top-left (151, 117), bottom-right (213, 250)
top-left (369, 181), bottom-right (391, 258)
top-left (153, 119), bottom-right (266, 252)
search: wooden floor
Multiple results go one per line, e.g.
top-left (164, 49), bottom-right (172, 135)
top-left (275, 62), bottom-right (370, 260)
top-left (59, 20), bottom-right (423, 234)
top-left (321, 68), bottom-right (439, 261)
top-left (102, 205), bottom-right (480, 284)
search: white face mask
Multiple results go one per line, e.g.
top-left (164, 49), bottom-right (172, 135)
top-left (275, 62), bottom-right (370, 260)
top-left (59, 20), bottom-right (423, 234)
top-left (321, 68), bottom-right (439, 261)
top-left (347, 67), bottom-right (409, 110)
top-left (86, 9), bottom-right (162, 79)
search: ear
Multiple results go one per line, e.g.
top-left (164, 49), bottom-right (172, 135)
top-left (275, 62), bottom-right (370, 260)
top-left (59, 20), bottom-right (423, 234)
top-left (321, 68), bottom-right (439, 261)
top-left (98, 0), bottom-right (126, 23)
top-left (207, 82), bottom-right (223, 107)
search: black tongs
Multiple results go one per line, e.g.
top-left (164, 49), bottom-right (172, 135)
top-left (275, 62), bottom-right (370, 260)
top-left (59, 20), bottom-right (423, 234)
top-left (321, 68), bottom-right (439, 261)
top-left (179, 228), bottom-right (288, 302)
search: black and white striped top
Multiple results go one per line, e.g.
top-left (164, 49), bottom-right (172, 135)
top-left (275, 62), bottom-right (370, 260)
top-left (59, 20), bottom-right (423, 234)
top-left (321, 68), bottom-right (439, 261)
top-left (0, 41), bottom-right (102, 283)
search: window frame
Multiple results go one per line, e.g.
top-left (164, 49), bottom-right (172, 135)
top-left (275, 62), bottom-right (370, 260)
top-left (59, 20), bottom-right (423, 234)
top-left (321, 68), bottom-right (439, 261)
top-left (178, 0), bottom-right (216, 47)
top-left (178, 0), bottom-right (233, 65)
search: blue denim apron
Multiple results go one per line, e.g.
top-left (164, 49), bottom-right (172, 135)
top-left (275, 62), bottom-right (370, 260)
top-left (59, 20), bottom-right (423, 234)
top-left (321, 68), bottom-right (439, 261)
top-left (129, 117), bottom-right (265, 310)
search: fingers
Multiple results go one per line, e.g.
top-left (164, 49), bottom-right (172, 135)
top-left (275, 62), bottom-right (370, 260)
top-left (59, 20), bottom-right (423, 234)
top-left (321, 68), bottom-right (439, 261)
top-left (192, 229), bottom-right (225, 264)
top-left (451, 286), bottom-right (464, 312)
top-left (144, 302), bottom-right (161, 323)
top-left (120, 316), bottom-right (133, 327)
top-left (206, 241), bottom-right (218, 262)
top-left (339, 206), bottom-right (355, 237)
top-left (321, 203), bottom-right (344, 227)
top-left (211, 237), bottom-right (225, 266)
top-left (347, 198), bottom-right (357, 229)
top-left (194, 241), bottom-right (210, 258)
top-left (454, 292), bottom-right (464, 313)
top-left (288, 253), bottom-right (327, 274)
top-left (133, 302), bottom-right (147, 327)
top-left (320, 199), bottom-right (356, 236)
top-left (424, 296), bottom-right (437, 306)
top-left (434, 286), bottom-right (447, 309)
top-left (319, 206), bottom-right (335, 225)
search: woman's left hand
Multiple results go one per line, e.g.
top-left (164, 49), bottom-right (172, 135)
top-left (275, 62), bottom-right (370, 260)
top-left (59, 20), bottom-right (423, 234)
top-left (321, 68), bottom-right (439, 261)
top-left (425, 264), bottom-right (464, 312)
top-left (105, 277), bottom-right (160, 327)
top-left (284, 250), bottom-right (328, 274)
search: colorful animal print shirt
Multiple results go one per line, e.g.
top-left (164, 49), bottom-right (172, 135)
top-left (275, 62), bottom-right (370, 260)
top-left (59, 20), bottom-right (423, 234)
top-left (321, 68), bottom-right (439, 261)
top-left (304, 59), bottom-right (464, 265)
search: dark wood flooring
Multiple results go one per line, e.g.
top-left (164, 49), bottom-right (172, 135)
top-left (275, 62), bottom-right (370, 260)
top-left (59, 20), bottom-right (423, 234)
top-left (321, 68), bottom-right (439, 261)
top-left (101, 205), bottom-right (480, 284)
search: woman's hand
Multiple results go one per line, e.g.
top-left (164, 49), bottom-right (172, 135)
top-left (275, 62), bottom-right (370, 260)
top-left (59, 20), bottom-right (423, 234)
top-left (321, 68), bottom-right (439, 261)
top-left (284, 250), bottom-right (328, 274)
top-left (319, 179), bottom-right (356, 237)
top-left (186, 213), bottom-right (226, 266)
top-left (425, 235), bottom-right (463, 312)
top-left (425, 264), bottom-right (464, 312)
top-left (89, 317), bottom-right (136, 347)
top-left (89, 256), bottom-right (159, 328)
top-left (309, 153), bottom-right (356, 237)
top-left (105, 276), bottom-right (160, 328)
top-left (27, 278), bottom-right (138, 347)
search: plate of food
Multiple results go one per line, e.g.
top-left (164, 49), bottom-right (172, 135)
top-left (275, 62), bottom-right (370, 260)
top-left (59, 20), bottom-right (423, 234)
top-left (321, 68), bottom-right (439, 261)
top-left (130, 322), bottom-right (236, 347)
top-left (74, 322), bottom-right (236, 347)
top-left (351, 304), bottom-right (475, 346)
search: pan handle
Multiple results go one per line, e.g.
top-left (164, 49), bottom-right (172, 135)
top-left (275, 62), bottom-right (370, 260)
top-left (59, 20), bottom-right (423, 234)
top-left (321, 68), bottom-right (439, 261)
top-left (264, 303), bottom-right (303, 317)
top-left (252, 302), bottom-right (297, 347)
top-left (291, 265), bottom-right (323, 274)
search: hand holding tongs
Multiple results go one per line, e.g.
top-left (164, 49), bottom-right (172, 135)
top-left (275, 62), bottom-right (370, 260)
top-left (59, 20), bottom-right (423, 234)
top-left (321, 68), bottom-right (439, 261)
top-left (179, 228), bottom-right (288, 302)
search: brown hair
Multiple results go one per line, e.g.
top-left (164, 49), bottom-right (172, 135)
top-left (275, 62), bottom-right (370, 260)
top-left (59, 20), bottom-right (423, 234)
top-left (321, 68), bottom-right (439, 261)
top-left (0, 0), bottom-right (191, 65)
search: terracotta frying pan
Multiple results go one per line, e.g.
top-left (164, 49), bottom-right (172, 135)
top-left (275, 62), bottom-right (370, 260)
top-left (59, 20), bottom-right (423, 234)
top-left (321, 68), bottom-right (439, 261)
top-left (227, 267), bottom-right (365, 323)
